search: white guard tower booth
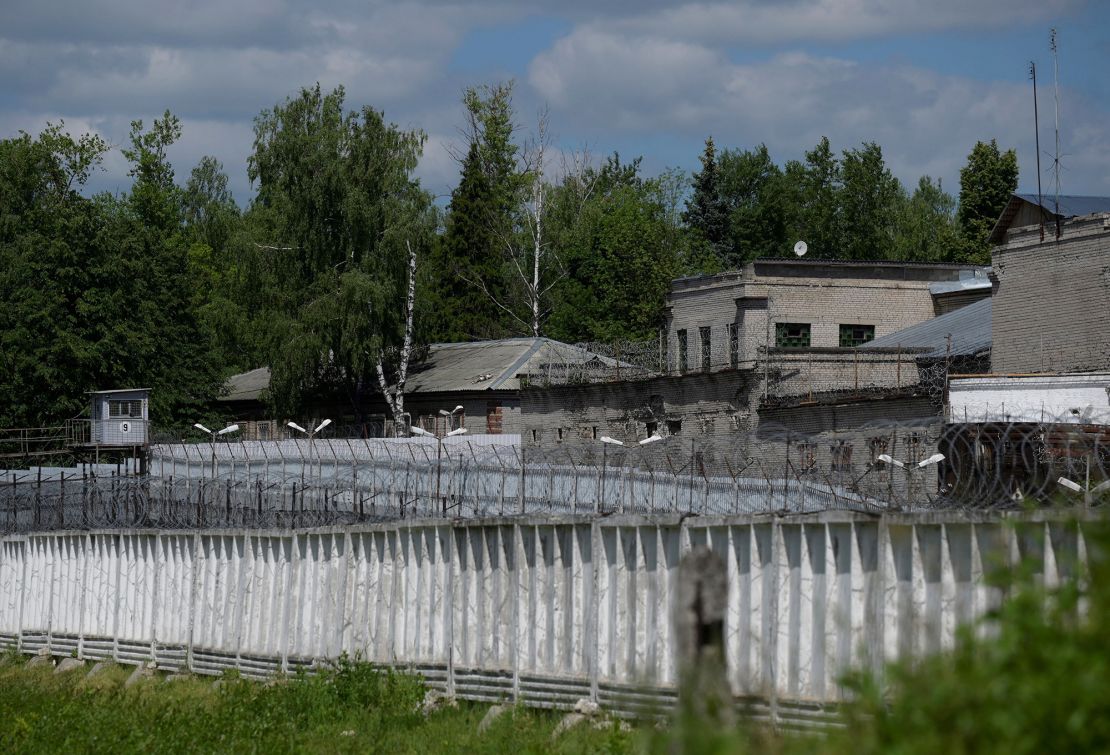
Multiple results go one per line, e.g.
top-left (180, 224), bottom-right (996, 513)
top-left (90, 388), bottom-right (151, 446)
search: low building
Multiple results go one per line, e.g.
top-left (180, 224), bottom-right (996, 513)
top-left (218, 338), bottom-right (620, 438)
top-left (663, 258), bottom-right (984, 375)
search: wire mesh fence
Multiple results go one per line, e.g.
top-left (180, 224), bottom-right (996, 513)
top-left (0, 415), bottom-right (1106, 534)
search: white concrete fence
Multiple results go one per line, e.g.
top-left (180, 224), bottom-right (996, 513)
top-left (0, 512), bottom-right (1090, 728)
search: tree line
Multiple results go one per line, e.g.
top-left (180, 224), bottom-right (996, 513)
top-left (0, 80), bottom-right (1018, 428)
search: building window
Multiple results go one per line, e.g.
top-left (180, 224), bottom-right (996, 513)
top-left (677, 329), bottom-right (688, 372)
top-left (728, 323), bottom-right (739, 367)
top-left (667, 419), bottom-right (682, 435)
top-left (907, 432), bottom-right (922, 464)
top-left (699, 326), bottom-right (712, 370)
top-left (831, 441), bottom-right (853, 473)
top-left (592, 426), bottom-right (598, 440)
top-left (869, 437), bottom-right (888, 467)
top-left (839, 324), bottom-right (875, 347)
top-left (531, 429), bottom-right (539, 443)
top-left (108, 400), bottom-right (142, 418)
top-left (557, 428), bottom-right (564, 442)
top-left (797, 442), bottom-right (816, 473)
top-left (645, 421), bottom-right (658, 437)
top-left (775, 323), bottom-right (811, 349)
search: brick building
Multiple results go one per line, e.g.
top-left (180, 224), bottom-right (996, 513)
top-left (663, 258), bottom-right (984, 374)
top-left (990, 211), bottom-right (1110, 374)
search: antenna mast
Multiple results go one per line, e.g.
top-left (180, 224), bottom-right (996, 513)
top-left (1030, 61), bottom-right (1044, 242)
top-left (1050, 28), bottom-right (1061, 239)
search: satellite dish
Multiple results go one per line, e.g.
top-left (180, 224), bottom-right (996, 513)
top-left (793, 240), bottom-right (808, 257)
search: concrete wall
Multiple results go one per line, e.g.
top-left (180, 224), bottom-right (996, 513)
top-left (991, 215), bottom-right (1110, 374)
top-left (0, 512), bottom-right (1088, 724)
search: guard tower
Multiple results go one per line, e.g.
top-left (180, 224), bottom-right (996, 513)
top-left (88, 388), bottom-right (151, 447)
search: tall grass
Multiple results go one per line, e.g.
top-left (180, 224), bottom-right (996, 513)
top-left (0, 657), bottom-right (635, 754)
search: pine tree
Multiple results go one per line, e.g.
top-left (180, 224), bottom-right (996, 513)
top-left (957, 139), bottom-right (1019, 264)
top-left (683, 137), bottom-right (729, 267)
top-left (432, 141), bottom-right (509, 341)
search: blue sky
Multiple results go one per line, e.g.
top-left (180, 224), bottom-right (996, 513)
top-left (3, 0), bottom-right (1108, 204)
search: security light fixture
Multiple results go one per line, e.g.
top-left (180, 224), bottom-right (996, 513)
top-left (599, 436), bottom-right (626, 447)
top-left (639, 434), bottom-right (664, 446)
top-left (439, 406), bottom-right (465, 416)
top-left (313, 419), bottom-right (332, 433)
top-left (446, 427), bottom-right (468, 437)
top-left (410, 426), bottom-right (432, 437)
top-left (287, 421), bottom-right (307, 434)
top-left (217, 424), bottom-right (239, 436)
top-left (1057, 477), bottom-right (1083, 493)
top-left (876, 453), bottom-right (905, 469)
top-left (194, 423), bottom-right (212, 435)
top-left (918, 453), bottom-right (945, 468)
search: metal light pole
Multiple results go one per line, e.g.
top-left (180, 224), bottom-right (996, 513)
top-left (194, 423), bottom-right (239, 479)
top-left (877, 452), bottom-right (945, 507)
top-left (288, 419), bottom-right (331, 482)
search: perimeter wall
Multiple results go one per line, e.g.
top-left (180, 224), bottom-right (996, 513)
top-left (0, 512), bottom-right (1090, 726)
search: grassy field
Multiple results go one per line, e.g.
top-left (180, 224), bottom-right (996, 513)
top-left (0, 655), bottom-right (645, 754)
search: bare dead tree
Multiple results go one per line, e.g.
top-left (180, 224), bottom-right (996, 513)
top-left (376, 240), bottom-right (417, 434)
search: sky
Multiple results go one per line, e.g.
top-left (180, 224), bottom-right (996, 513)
top-left (3, 0), bottom-right (1109, 206)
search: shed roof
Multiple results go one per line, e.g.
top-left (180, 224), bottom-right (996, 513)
top-left (862, 297), bottom-right (992, 359)
top-left (219, 338), bottom-right (619, 403)
top-left (989, 193), bottom-right (1110, 244)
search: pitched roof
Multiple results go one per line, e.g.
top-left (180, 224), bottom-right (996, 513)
top-left (989, 193), bottom-right (1110, 243)
top-left (219, 338), bottom-right (620, 402)
top-left (862, 297), bottom-right (992, 359)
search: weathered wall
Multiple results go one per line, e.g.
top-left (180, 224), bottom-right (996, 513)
top-left (0, 512), bottom-right (1088, 724)
top-left (403, 395), bottom-right (521, 436)
top-left (991, 215), bottom-right (1110, 374)
top-left (664, 261), bottom-right (976, 374)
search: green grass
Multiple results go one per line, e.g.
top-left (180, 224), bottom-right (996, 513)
top-left (0, 656), bottom-right (639, 754)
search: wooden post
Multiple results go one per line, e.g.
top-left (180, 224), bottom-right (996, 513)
top-left (675, 546), bottom-right (734, 726)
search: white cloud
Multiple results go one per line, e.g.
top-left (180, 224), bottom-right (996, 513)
top-left (528, 26), bottom-right (1110, 194)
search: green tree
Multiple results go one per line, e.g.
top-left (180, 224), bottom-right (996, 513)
top-left (546, 155), bottom-right (678, 342)
top-left (894, 176), bottom-right (961, 262)
top-left (247, 83), bottom-right (433, 414)
top-left (957, 139), bottom-right (1018, 264)
top-left (838, 142), bottom-right (903, 260)
top-left (786, 135), bottom-right (841, 259)
top-left (718, 144), bottom-right (790, 264)
top-left (683, 136), bottom-right (729, 266)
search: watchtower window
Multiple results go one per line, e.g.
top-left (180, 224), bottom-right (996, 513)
top-left (677, 329), bottom-right (688, 372)
top-left (839, 324), bottom-right (875, 347)
top-left (775, 323), bottom-right (811, 349)
top-left (699, 326), bottom-right (712, 370)
top-left (108, 400), bottom-right (143, 418)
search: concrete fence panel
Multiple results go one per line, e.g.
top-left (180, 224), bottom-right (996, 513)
top-left (0, 512), bottom-right (1092, 725)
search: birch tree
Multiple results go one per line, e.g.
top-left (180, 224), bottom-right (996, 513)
top-left (376, 241), bottom-right (417, 433)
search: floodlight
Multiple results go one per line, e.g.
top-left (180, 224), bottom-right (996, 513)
top-left (314, 418), bottom-right (332, 433)
top-left (194, 423), bottom-right (213, 435)
top-left (410, 426), bottom-right (432, 437)
top-left (1057, 477), bottom-right (1083, 493)
top-left (639, 434), bottom-right (664, 446)
top-left (877, 453), bottom-right (905, 469)
top-left (1092, 480), bottom-right (1110, 495)
top-left (287, 421), bottom-right (307, 434)
top-left (918, 453), bottom-right (945, 468)
top-left (599, 436), bottom-right (625, 447)
top-left (217, 424), bottom-right (239, 435)
top-left (446, 427), bottom-right (468, 437)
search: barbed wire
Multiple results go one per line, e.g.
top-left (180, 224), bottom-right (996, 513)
top-left (1, 415), bottom-right (1106, 534)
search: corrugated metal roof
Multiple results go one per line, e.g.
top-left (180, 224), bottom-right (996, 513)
top-left (928, 268), bottom-right (991, 296)
top-left (862, 297), bottom-right (992, 358)
top-left (222, 367), bottom-right (271, 402)
top-left (219, 338), bottom-right (619, 402)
